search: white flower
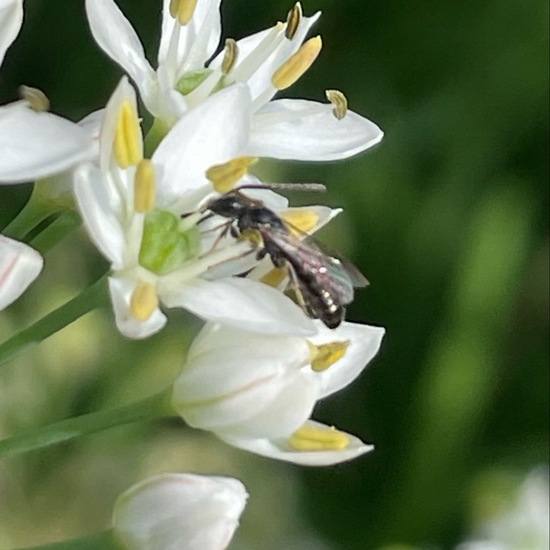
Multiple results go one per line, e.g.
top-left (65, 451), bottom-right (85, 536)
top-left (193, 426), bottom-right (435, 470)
top-left (457, 469), bottom-right (549, 550)
top-left (0, 0), bottom-right (95, 186)
top-left (113, 473), bottom-right (248, 550)
top-left (0, 235), bottom-right (43, 310)
top-left (75, 76), bottom-right (315, 339)
top-left (172, 320), bottom-right (385, 465)
top-left (85, 0), bottom-right (383, 161)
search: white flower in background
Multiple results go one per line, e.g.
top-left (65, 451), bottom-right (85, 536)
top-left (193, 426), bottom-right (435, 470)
top-left (0, 0), bottom-right (22, 67)
top-left (0, 0), bottom-right (95, 186)
top-left (86, 0), bottom-right (383, 161)
top-left (75, 76), bottom-right (316, 339)
top-left (0, 235), bottom-right (43, 310)
top-left (113, 473), bottom-right (248, 550)
top-left (172, 320), bottom-right (385, 465)
top-left (457, 469), bottom-right (549, 550)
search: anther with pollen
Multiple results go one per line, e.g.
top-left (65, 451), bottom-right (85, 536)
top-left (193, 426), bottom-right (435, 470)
top-left (285, 2), bottom-right (303, 40)
top-left (272, 35), bottom-right (323, 90)
top-left (134, 160), bottom-right (156, 213)
top-left (290, 425), bottom-right (350, 451)
top-left (206, 157), bottom-right (258, 194)
top-left (169, 0), bottom-right (199, 25)
top-left (325, 89), bottom-right (348, 120)
top-left (222, 39), bottom-right (239, 75)
top-left (114, 100), bottom-right (142, 169)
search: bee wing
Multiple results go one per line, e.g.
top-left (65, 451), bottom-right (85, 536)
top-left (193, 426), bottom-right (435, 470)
top-left (281, 219), bottom-right (370, 289)
top-left (262, 227), bottom-right (357, 305)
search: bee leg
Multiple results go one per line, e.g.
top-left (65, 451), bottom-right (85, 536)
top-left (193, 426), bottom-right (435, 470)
top-left (285, 262), bottom-right (311, 316)
top-left (198, 222), bottom-right (236, 258)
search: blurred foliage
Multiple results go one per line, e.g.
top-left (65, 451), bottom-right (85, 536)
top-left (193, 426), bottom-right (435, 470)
top-left (0, 1), bottom-right (548, 549)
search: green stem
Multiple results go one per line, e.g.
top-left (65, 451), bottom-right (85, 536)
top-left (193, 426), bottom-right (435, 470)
top-left (0, 390), bottom-right (174, 459)
top-left (15, 531), bottom-right (115, 550)
top-left (0, 274), bottom-right (109, 369)
top-left (2, 198), bottom-right (57, 240)
top-left (30, 209), bottom-right (82, 255)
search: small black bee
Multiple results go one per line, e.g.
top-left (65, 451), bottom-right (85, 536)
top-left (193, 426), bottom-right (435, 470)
top-left (204, 187), bottom-right (368, 329)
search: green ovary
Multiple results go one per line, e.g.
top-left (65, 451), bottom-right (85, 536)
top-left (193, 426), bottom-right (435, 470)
top-left (176, 69), bottom-right (214, 95)
top-left (139, 210), bottom-right (200, 275)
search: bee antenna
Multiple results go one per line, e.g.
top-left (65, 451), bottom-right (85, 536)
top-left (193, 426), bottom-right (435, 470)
top-left (236, 183), bottom-right (327, 193)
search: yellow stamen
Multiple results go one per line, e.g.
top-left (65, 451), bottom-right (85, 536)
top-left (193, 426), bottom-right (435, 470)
top-left (289, 425), bottom-right (350, 451)
top-left (285, 2), bottom-right (302, 40)
top-left (281, 209), bottom-right (320, 235)
top-left (272, 35), bottom-right (322, 90)
top-left (169, 0), bottom-right (198, 25)
top-left (19, 85), bottom-right (50, 112)
top-left (239, 228), bottom-right (263, 248)
top-left (308, 340), bottom-right (350, 372)
top-left (325, 89), bottom-right (348, 120)
top-left (130, 283), bottom-right (158, 321)
top-left (261, 267), bottom-right (288, 287)
top-left (222, 38), bottom-right (239, 75)
top-left (206, 156), bottom-right (258, 193)
top-left (114, 100), bottom-right (142, 169)
top-left (134, 160), bottom-right (156, 213)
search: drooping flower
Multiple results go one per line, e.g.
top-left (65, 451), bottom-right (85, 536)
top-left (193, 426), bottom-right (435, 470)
top-left (0, 235), bottom-right (43, 310)
top-left (74, 76), bottom-right (316, 339)
top-left (85, 0), bottom-right (383, 161)
top-left (113, 473), bottom-right (248, 550)
top-left (172, 320), bottom-right (385, 465)
top-left (0, 0), bottom-right (95, 186)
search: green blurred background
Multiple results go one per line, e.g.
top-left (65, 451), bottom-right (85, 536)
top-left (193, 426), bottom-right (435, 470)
top-left (0, 1), bottom-right (548, 549)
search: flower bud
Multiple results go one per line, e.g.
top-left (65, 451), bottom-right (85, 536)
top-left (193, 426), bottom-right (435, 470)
top-left (0, 236), bottom-right (43, 310)
top-left (113, 473), bottom-right (248, 550)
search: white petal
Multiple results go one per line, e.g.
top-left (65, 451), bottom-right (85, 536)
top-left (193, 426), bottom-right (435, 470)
top-left (174, 347), bottom-right (317, 438)
top-left (108, 277), bottom-right (167, 339)
top-left (160, 276), bottom-right (316, 336)
top-left (153, 85), bottom-right (252, 207)
top-left (0, 105), bottom-right (93, 184)
top-left (78, 108), bottom-right (104, 141)
top-left (0, 236), bottom-right (43, 310)
top-left (211, 12), bottom-right (320, 102)
top-left (113, 473), bottom-right (247, 550)
top-left (0, 0), bottom-right (23, 67)
top-left (85, 0), bottom-right (155, 107)
top-left (220, 420), bottom-right (374, 466)
top-left (249, 99), bottom-right (384, 161)
top-left (312, 321), bottom-right (385, 399)
top-left (173, 326), bottom-right (317, 438)
top-left (74, 164), bottom-right (125, 268)
top-left (158, 0), bottom-right (222, 72)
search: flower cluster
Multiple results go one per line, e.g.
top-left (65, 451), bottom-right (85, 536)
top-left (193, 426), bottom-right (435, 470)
top-left (1, 0), bottom-right (385, 548)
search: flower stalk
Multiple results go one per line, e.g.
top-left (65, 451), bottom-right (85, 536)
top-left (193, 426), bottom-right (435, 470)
top-left (0, 390), bottom-right (174, 459)
top-left (0, 274), bottom-right (109, 369)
